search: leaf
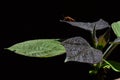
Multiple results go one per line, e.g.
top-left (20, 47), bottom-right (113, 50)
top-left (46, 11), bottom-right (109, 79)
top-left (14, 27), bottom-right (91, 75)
top-left (6, 39), bottom-right (66, 57)
top-left (114, 38), bottom-right (120, 44)
top-left (103, 59), bottom-right (120, 72)
top-left (112, 21), bottom-right (120, 38)
top-left (62, 37), bottom-right (103, 64)
top-left (110, 38), bottom-right (120, 44)
top-left (60, 19), bottom-right (110, 32)
top-left (97, 29), bottom-right (110, 50)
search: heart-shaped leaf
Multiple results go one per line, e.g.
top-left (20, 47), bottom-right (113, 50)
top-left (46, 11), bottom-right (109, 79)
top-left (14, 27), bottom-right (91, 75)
top-left (6, 39), bottom-right (66, 57)
top-left (112, 21), bottom-right (120, 38)
top-left (61, 19), bottom-right (110, 32)
top-left (62, 37), bottom-right (103, 64)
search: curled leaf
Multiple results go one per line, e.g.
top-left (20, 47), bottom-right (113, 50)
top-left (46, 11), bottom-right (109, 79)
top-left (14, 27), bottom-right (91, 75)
top-left (61, 19), bottom-right (110, 31)
top-left (62, 37), bottom-right (103, 64)
top-left (6, 39), bottom-right (66, 57)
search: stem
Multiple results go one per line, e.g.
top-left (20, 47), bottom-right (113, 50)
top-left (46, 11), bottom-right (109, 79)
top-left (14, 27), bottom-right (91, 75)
top-left (91, 27), bottom-right (98, 48)
top-left (103, 43), bottom-right (118, 59)
top-left (103, 38), bottom-right (120, 59)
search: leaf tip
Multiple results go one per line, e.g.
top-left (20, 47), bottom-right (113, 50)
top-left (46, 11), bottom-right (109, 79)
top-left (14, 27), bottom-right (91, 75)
top-left (64, 58), bottom-right (68, 63)
top-left (4, 48), bottom-right (9, 50)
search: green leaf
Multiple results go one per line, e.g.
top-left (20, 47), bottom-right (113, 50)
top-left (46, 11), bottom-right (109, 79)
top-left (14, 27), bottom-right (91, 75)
top-left (62, 37), bottom-right (103, 64)
top-left (97, 29), bottom-right (110, 50)
top-left (112, 21), bottom-right (120, 38)
top-left (6, 39), bottom-right (66, 57)
top-left (103, 59), bottom-right (120, 72)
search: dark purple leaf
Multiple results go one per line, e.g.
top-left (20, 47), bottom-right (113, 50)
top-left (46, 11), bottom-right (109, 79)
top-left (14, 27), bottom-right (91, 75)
top-left (60, 19), bottom-right (110, 31)
top-left (62, 37), bottom-right (103, 64)
top-left (94, 19), bottom-right (110, 30)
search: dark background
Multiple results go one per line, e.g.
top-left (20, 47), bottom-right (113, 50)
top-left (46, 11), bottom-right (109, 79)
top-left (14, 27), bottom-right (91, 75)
top-left (0, 0), bottom-right (120, 79)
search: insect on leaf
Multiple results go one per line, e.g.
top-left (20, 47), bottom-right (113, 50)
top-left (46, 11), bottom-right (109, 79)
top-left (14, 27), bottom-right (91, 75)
top-left (6, 39), bottom-right (66, 57)
top-left (63, 16), bottom-right (75, 22)
top-left (60, 19), bottom-right (110, 32)
top-left (62, 37), bottom-right (103, 64)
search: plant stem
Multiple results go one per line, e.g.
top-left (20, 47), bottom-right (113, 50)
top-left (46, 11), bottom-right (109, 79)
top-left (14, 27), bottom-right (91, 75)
top-left (103, 43), bottom-right (119, 59)
top-left (91, 27), bottom-right (98, 48)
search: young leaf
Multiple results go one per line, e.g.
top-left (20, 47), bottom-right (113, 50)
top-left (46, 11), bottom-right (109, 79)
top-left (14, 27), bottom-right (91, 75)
top-left (112, 21), bottom-right (120, 38)
top-left (6, 39), bottom-right (66, 57)
top-left (60, 19), bottom-right (110, 32)
top-left (62, 37), bottom-right (103, 64)
top-left (103, 59), bottom-right (120, 72)
top-left (97, 29), bottom-right (110, 50)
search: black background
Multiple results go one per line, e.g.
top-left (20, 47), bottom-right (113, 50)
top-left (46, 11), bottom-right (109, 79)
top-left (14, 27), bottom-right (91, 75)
top-left (0, 0), bottom-right (120, 79)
